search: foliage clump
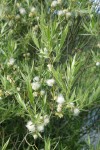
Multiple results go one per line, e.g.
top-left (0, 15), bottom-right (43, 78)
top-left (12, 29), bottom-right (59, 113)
top-left (0, 0), bottom-right (100, 149)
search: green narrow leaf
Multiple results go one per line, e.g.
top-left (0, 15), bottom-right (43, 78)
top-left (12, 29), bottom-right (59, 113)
top-left (45, 138), bottom-right (51, 150)
top-left (27, 81), bottom-right (34, 106)
top-left (60, 25), bottom-right (68, 49)
top-left (16, 94), bottom-right (27, 111)
top-left (31, 33), bottom-right (40, 49)
top-left (2, 138), bottom-right (10, 150)
top-left (52, 68), bottom-right (66, 94)
top-left (1, 23), bottom-right (7, 34)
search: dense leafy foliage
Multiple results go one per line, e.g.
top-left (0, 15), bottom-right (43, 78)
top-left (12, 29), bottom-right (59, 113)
top-left (0, 0), bottom-right (100, 149)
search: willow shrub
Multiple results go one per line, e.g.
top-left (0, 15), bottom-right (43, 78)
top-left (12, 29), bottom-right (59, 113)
top-left (0, 0), bottom-right (100, 149)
